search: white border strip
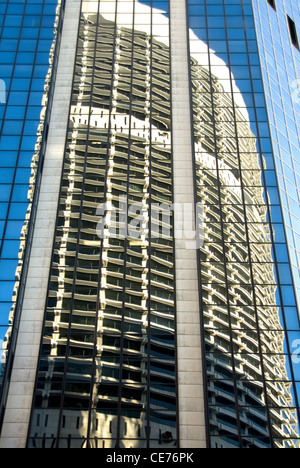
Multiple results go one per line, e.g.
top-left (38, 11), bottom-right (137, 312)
top-left (170, 0), bottom-right (207, 449)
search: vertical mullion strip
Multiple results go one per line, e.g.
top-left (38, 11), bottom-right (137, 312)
top-left (170, 0), bottom-right (206, 448)
top-left (115, 0), bottom-right (126, 443)
top-left (111, 0), bottom-right (125, 448)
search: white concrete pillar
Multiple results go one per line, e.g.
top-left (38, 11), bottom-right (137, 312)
top-left (170, 0), bottom-right (207, 449)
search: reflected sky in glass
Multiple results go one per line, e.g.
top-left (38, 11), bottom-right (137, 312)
top-left (252, 0), bottom-right (300, 305)
top-left (0, 0), bottom-right (58, 377)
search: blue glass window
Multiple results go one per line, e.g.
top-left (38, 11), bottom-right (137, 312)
top-left (0, 0), bottom-right (58, 403)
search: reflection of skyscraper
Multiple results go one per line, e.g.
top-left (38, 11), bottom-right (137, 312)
top-left (26, 10), bottom-right (176, 448)
top-left (191, 58), bottom-right (299, 448)
top-left (0, 0), bottom-right (299, 450)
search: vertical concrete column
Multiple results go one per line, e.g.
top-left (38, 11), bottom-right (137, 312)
top-left (170, 0), bottom-right (207, 449)
top-left (0, 0), bottom-right (81, 448)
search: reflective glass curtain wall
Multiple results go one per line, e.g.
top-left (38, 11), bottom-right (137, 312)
top-left (252, 0), bottom-right (300, 315)
top-left (2, 0), bottom-right (298, 450)
top-left (27, 0), bottom-right (178, 449)
top-left (188, 0), bottom-right (300, 448)
top-left (0, 0), bottom-right (59, 399)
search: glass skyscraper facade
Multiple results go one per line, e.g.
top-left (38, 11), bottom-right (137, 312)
top-left (253, 0), bottom-right (300, 308)
top-left (188, 0), bottom-right (300, 447)
top-left (0, 0), bottom-right (61, 416)
top-left (0, 0), bottom-right (300, 450)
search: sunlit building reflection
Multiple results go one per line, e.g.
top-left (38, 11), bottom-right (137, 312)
top-left (28, 2), bottom-right (176, 449)
top-left (190, 55), bottom-right (299, 447)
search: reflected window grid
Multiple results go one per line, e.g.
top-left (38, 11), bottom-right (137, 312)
top-left (188, 0), bottom-right (300, 449)
top-left (28, 0), bottom-right (178, 449)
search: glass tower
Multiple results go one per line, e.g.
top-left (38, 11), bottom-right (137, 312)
top-left (0, 0), bottom-right (61, 422)
top-left (188, 0), bottom-right (300, 447)
top-left (0, 0), bottom-right (300, 449)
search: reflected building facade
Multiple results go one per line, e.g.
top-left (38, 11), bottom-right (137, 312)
top-left (28, 1), bottom-right (177, 449)
top-left (188, 0), bottom-right (300, 447)
top-left (0, 0), bottom-right (300, 450)
top-left (191, 56), bottom-right (299, 448)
